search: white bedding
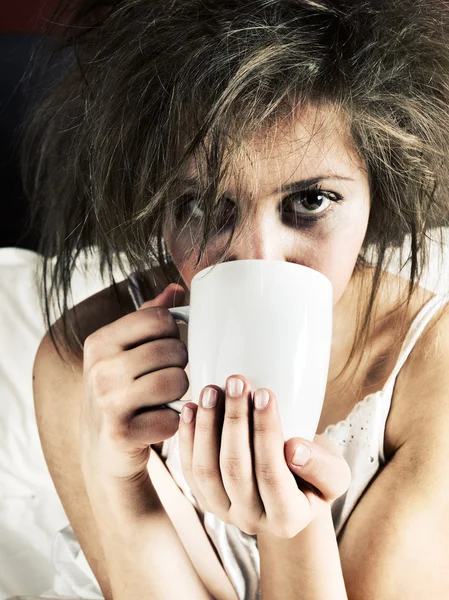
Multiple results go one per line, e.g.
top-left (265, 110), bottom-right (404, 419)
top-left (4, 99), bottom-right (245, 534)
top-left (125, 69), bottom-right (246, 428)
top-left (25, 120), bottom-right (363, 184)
top-left (0, 248), bottom-right (128, 600)
top-left (1, 234), bottom-right (448, 600)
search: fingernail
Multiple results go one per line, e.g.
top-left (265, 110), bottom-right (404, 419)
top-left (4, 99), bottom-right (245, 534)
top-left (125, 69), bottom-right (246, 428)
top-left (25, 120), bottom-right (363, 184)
top-left (202, 387), bottom-right (217, 408)
top-left (182, 406), bottom-right (194, 423)
top-left (253, 389), bottom-right (269, 409)
top-left (292, 443), bottom-right (311, 466)
top-left (227, 377), bottom-right (244, 398)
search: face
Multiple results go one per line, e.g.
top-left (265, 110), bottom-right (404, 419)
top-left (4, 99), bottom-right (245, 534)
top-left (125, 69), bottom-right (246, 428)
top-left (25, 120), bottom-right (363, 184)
top-left (163, 104), bottom-right (370, 307)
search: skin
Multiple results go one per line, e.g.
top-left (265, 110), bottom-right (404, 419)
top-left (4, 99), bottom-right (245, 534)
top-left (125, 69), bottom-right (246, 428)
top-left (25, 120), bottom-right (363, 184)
top-left (33, 92), bottom-right (449, 600)
top-left (159, 104), bottom-right (371, 535)
top-left (164, 104), bottom-right (372, 387)
top-left (33, 103), bottom-right (448, 599)
top-left (164, 105), bottom-right (370, 304)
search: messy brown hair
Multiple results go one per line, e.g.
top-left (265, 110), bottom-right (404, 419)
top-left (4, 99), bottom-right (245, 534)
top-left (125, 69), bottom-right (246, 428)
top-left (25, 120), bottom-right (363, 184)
top-left (22, 0), bottom-right (449, 387)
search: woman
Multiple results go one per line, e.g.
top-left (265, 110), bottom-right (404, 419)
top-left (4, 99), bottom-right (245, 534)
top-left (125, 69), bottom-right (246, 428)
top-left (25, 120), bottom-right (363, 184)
top-left (27, 0), bottom-right (449, 598)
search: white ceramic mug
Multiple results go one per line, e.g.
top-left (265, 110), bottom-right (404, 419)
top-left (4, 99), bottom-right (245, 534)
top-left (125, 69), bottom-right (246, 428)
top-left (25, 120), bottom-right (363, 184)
top-left (165, 259), bottom-right (333, 441)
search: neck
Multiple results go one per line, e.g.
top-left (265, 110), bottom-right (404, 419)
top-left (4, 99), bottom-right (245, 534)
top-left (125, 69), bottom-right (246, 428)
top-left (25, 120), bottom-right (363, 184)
top-left (327, 265), bottom-right (375, 394)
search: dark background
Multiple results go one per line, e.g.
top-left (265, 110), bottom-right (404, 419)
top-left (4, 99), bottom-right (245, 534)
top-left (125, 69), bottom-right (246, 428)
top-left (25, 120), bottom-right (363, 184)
top-left (1, 0), bottom-right (59, 250)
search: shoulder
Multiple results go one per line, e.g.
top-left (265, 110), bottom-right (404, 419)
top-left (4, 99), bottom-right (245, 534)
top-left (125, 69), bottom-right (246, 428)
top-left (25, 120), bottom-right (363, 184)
top-left (384, 278), bottom-right (449, 453)
top-left (34, 263), bottom-right (174, 383)
top-left (338, 287), bottom-right (449, 597)
top-left (353, 267), bottom-right (436, 394)
top-left (35, 276), bottom-right (137, 369)
top-left (36, 265), bottom-right (172, 364)
top-left (33, 276), bottom-right (139, 433)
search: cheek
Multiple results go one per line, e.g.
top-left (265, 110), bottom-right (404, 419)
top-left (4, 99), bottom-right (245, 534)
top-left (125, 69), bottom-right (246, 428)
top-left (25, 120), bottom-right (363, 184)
top-left (325, 255), bottom-right (359, 306)
top-left (322, 209), bottom-right (370, 305)
top-left (165, 231), bottom-right (223, 290)
top-left (165, 202), bottom-right (371, 299)
top-left (163, 226), bottom-right (196, 284)
top-left (165, 238), bottom-right (201, 290)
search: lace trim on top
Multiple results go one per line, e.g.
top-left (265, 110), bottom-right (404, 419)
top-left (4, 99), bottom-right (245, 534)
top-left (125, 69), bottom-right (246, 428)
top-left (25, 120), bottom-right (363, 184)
top-left (323, 293), bottom-right (448, 437)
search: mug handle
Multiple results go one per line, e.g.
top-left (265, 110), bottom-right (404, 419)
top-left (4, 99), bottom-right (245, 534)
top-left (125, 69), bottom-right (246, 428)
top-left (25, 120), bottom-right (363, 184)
top-left (162, 306), bottom-right (191, 414)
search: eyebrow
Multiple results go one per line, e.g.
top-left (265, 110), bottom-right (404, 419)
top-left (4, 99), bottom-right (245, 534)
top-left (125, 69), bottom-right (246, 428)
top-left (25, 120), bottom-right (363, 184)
top-left (177, 174), bottom-right (354, 195)
top-left (279, 175), bottom-right (354, 194)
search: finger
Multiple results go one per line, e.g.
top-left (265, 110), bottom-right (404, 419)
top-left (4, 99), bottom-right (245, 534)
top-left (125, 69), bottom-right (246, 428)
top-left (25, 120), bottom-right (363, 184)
top-left (127, 406), bottom-right (180, 447)
top-left (90, 366), bottom-right (188, 447)
top-left (179, 390), bottom-right (226, 514)
top-left (82, 403), bottom-right (181, 480)
top-left (220, 376), bottom-right (263, 530)
top-left (252, 388), bottom-right (311, 537)
top-left (89, 366), bottom-right (189, 420)
top-left (120, 337), bottom-right (188, 380)
top-left (138, 283), bottom-right (186, 311)
top-left (88, 401), bottom-right (180, 457)
top-left (285, 434), bottom-right (352, 503)
top-left (129, 366), bottom-right (190, 413)
top-left (177, 401), bottom-right (209, 510)
top-left (84, 294), bottom-right (182, 364)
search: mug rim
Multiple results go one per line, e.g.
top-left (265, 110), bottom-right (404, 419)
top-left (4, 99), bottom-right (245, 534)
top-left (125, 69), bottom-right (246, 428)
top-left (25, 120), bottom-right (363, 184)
top-left (191, 259), bottom-right (332, 288)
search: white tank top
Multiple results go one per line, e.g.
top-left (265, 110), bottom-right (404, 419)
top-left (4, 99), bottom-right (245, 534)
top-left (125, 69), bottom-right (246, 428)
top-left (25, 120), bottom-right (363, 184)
top-left (126, 277), bottom-right (449, 599)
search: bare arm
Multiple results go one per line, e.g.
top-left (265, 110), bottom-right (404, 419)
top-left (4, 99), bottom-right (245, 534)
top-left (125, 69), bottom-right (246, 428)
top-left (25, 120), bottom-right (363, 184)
top-left (82, 463), bottom-right (214, 600)
top-left (33, 282), bottom-right (216, 599)
top-left (258, 504), bottom-right (347, 599)
top-left (338, 305), bottom-right (449, 598)
top-left (257, 303), bottom-right (449, 599)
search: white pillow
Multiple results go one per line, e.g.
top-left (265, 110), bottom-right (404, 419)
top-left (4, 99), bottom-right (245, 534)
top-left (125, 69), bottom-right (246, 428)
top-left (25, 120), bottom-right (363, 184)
top-left (0, 247), bottom-right (128, 600)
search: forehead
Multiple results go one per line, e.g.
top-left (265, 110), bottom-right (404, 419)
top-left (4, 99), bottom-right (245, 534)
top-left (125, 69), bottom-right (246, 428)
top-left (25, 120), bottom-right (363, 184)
top-left (183, 104), bottom-right (365, 196)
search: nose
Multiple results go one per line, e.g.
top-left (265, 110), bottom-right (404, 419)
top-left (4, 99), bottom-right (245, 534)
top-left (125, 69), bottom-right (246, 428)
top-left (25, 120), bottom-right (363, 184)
top-left (223, 209), bottom-right (299, 263)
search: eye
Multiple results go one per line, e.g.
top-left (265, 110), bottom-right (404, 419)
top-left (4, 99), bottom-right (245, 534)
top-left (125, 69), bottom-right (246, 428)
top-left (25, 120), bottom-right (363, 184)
top-left (174, 185), bottom-right (344, 230)
top-left (174, 194), bottom-right (237, 232)
top-left (283, 185), bottom-right (343, 218)
top-left (175, 194), bottom-right (204, 221)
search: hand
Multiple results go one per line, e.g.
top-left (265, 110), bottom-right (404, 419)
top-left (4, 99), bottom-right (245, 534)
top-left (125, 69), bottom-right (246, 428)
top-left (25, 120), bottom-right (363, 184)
top-left (80, 283), bottom-right (188, 482)
top-left (178, 376), bottom-right (351, 538)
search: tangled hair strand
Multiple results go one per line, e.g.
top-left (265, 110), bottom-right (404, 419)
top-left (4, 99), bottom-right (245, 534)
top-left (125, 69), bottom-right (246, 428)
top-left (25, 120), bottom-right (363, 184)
top-left (22, 0), bottom-right (449, 388)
